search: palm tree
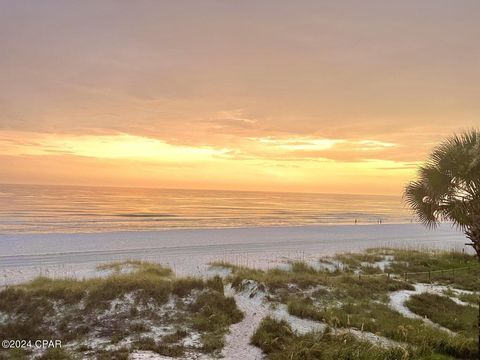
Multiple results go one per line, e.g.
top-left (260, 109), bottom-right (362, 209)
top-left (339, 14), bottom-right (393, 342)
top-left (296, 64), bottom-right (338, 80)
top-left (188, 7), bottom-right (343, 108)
top-left (404, 129), bottom-right (480, 258)
top-left (404, 129), bottom-right (480, 358)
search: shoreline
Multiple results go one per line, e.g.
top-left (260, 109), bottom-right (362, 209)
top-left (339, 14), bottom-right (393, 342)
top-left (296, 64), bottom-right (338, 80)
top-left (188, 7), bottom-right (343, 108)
top-left (0, 223), bottom-right (469, 285)
top-left (0, 220), bottom-right (414, 237)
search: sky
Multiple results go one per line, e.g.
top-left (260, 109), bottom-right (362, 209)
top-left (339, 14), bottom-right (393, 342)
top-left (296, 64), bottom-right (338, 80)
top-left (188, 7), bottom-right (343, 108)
top-left (0, 1), bottom-right (479, 195)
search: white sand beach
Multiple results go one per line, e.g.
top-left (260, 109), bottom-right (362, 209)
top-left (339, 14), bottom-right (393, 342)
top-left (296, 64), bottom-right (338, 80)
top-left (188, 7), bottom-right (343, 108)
top-left (0, 223), bottom-right (468, 285)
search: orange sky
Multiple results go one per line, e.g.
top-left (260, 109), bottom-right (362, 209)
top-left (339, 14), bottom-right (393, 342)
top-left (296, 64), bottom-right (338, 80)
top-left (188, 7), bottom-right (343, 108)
top-left (1, 1), bottom-right (479, 195)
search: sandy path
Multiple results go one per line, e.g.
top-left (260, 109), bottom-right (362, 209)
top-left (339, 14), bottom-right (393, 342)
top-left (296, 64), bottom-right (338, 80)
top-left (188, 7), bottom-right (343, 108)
top-left (221, 283), bottom-right (266, 359)
top-left (130, 352), bottom-right (174, 360)
top-left (221, 282), bottom-right (325, 359)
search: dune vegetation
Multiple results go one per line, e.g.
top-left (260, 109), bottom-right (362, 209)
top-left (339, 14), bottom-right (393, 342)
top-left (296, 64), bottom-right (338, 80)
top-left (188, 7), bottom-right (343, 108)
top-left (220, 248), bottom-right (479, 360)
top-left (0, 261), bottom-right (242, 359)
top-left (0, 249), bottom-right (478, 359)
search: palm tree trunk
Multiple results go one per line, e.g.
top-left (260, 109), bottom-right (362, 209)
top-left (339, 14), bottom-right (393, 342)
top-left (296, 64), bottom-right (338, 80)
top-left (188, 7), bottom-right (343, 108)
top-left (465, 224), bottom-right (480, 359)
top-left (465, 215), bottom-right (480, 257)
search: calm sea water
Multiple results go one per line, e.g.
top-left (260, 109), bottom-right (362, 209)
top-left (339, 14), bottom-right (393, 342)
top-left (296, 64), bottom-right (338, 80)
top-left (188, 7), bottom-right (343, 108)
top-left (0, 184), bottom-right (413, 234)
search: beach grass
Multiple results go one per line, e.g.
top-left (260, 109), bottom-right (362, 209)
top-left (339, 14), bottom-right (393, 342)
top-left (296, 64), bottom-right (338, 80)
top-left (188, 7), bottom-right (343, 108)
top-left (406, 293), bottom-right (477, 335)
top-left (334, 248), bottom-right (480, 291)
top-left (216, 248), bottom-right (479, 359)
top-left (251, 317), bottom-right (429, 360)
top-left (457, 291), bottom-right (479, 305)
top-left (0, 261), bottom-right (242, 359)
top-left (225, 260), bottom-right (414, 302)
top-left (287, 297), bottom-right (476, 358)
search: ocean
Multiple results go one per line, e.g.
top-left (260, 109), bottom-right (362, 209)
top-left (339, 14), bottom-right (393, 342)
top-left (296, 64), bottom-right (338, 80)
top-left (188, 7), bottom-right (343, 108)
top-left (0, 184), bottom-right (413, 234)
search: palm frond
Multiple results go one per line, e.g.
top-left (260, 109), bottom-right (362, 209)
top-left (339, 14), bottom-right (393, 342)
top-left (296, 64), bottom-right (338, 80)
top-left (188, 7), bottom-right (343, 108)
top-left (404, 128), bottom-right (480, 229)
top-left (403, 180), bottom-right (438, 227)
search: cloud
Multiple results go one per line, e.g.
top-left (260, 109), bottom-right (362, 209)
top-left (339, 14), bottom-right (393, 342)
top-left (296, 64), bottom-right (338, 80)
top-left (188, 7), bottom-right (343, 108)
top-left (241, 136), bottom-right (401, 162)
top-left (0, 130), bottom-right (414, 167)
top-left (1, 1), bottom-right (479, 193)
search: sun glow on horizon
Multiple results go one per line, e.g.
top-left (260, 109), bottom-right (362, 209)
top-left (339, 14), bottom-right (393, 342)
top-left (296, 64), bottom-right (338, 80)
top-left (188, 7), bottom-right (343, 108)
top-left (0, 130), bottom-right (418, 195)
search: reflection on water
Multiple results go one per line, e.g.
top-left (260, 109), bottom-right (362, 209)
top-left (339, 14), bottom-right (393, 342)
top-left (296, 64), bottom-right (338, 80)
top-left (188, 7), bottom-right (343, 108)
top-left (0, 184), bottom-right (413, 234)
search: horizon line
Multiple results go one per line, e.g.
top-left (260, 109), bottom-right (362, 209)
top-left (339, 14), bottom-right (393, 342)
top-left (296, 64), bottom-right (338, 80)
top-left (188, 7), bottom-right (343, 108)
top-left (0, 181), bottom-right (402, 198)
